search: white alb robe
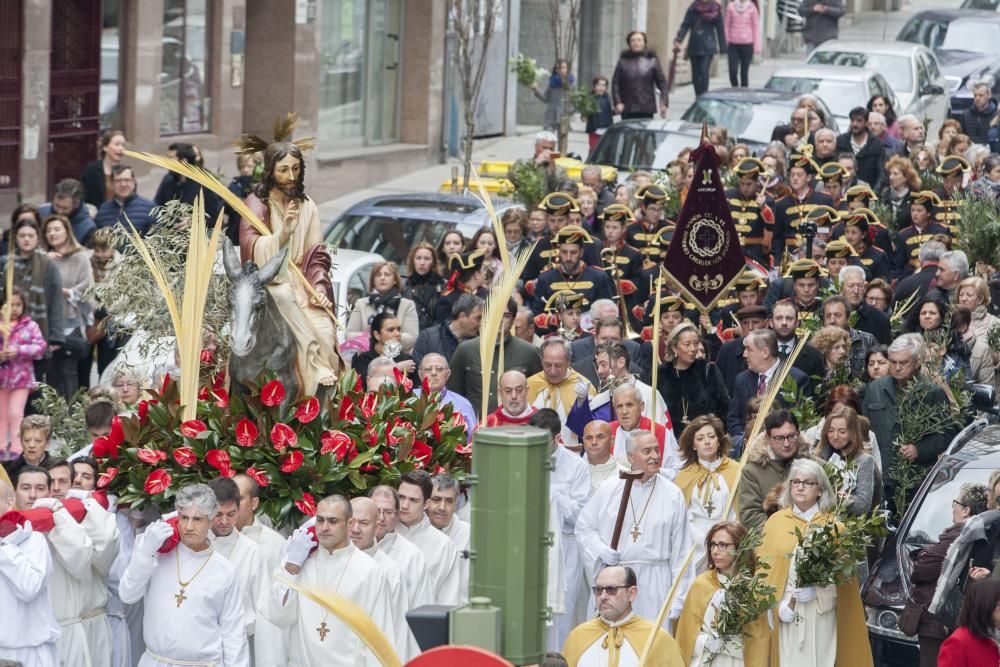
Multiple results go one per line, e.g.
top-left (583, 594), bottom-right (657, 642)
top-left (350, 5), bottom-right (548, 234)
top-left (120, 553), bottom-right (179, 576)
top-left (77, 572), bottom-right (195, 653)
top-left (79, 498), bottom-right (120, 667)
top-left (0, 529), bottom-right (60, 667)
top-left (576, 473), bottom-right (695, 624)
top-left (212, 530), bottom-right (270, 640)
top-left (440, 516), bottom-right (471, 603)
top-left (378, 532), bottom-right (434, 610)
top-left (240, 519), bottom-right (290, 666)
top-left (47, 505), bottom-right (96, 666)
top-left (686, 460), bottom-right (736, 574)
top-left (364, 544), bottom-right (412, 660)
top-left (119, 536), bottom-right (249, 667)
top-left (588, 458), bottom-right (623, 496)
top-left (396, 515), bottom-right (462, 606)
top-left (550, 445), bottom-right (592, 650)
top-left (106, 509), bottom-right (142, 667)
top-left (612, 425), bottom-right (682, 479)
top-left (268, 542), bottom-right (393, 667)
top-left (573, 613), bottom-right (641, 667)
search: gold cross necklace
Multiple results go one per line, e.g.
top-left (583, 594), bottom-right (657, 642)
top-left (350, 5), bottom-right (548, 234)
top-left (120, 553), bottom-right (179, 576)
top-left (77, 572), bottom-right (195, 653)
top-left (314, 547), bottom-right (354, 641)
top-left (174, 546), bottom-right (214, 607)
top-left (628, 477), bottom-right (657, 542)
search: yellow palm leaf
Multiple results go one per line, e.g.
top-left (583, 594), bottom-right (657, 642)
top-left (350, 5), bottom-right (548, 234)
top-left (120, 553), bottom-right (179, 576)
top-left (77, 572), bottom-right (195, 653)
top-left (468, 165), bottom-right (510, 269)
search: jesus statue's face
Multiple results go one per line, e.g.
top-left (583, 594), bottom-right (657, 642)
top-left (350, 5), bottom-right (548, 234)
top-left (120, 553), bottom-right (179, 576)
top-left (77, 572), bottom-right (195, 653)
top-left (273, 153), bottom-right (301, 197)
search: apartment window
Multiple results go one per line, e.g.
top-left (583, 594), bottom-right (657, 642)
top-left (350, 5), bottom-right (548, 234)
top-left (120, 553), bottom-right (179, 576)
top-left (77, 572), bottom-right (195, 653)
top-left (161, 0), bottom-right (210, 134)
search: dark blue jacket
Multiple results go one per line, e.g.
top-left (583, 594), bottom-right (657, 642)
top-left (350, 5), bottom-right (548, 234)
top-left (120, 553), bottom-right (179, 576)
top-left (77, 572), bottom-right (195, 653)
top-left (585, 93), bottom-right (614, 133)
top-left (37, 203), bottom-right (97, 246)
top-left (95, 194), bottom-right (158, 236)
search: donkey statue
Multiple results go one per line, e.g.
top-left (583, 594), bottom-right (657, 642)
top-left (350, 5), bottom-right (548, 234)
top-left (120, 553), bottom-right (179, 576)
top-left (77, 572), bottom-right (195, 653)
top-left (222, 238), bottom-right (298, 408)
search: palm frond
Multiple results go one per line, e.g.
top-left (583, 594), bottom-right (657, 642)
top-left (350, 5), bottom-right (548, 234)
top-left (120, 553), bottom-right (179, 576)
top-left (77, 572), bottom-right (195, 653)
top-left (273, 112), bottom-right (300, 143)
top-left (234, 133), bottom-right (269, 157)
top-left (469, 165), bottom-right (510, 268)
top-left (648, 272), bottom-right (664, 432)
top-left (119, 212), bottom-right (182, 336)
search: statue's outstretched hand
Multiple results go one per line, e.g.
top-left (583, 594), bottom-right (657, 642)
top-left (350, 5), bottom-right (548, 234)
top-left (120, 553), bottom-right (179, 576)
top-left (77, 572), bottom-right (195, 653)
top-left (280, 200), bottom-right (300, 244)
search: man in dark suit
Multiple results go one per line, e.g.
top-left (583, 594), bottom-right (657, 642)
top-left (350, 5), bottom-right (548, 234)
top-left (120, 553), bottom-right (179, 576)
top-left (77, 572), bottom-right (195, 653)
top-left (570, 315), bottom-right (644, 386)
top-left (715, 305), bottom-right (769, 395)
top-left (839, 265), bottom-right (890, 344)
top-left (893, 239), bottom-right (947, 310)
top-left (770, 299), bottom-right (825, 384)
top-left (727, 328), bottom-right (810, 439)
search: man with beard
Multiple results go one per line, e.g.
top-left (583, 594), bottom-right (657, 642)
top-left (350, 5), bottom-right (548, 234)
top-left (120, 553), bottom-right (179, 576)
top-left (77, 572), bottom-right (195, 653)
top-left (836, 107), bottom-right (885, 188)
top-left (771, 152), bottom-right (834, 258)
top-left (533, 225), bottom-right (614, 316)
top-left (768, 299), bottom-right (825, 381)
top-left (237, 120), bottom-right (341, 395)
top-left (822, 295), bottom-right (877, 377)
top-left (40, 178), bottom-right (97, 244)
top-left (726, 158), bottom-right (774, 264)
top-left (626, 185), bottom-right (674, 266)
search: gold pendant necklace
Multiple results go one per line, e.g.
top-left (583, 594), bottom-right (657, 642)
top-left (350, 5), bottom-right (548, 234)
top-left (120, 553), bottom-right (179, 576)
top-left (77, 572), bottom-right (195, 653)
top-left (314, 547), bottom-right (354, 642)
top-left (628, 477), bottom-right (657, 542)
top-left (174, 546), bottom-right (214, 607)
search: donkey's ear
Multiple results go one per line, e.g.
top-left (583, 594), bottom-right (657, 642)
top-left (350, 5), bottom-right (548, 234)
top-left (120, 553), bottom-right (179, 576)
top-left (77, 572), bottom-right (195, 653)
top-left (222, 238), bottom-right (242, 280)
top-left (257, 245), bottom-right (289, 285)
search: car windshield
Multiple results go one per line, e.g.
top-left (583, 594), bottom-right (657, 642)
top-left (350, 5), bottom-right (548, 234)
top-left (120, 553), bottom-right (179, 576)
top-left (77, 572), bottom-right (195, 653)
top-left (766, 77), bottom-right (860, 117)
top-left (902, 466), bottom-right (995, 547)
top-left (941, 22), bottom-right (1000, 56)
top-left (962, 0), bottom-right (999, 8)
top-left (325, 214), bottom-right (460, 266)
top-left (898, 17), bottom-right (949, 49)
top-left (681, 99), bottom-right (793, 144)
top-left (808, 52), bottom-right (914, 93)
top-left (588, 127), bottom-right (702, 171)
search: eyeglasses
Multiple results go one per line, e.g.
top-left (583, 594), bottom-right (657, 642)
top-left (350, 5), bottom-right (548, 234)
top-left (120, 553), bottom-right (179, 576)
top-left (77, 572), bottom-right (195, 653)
top-left (591, 585), bottom-right (627, 596)
top-left (770, 434), bottom-right (799, 443)
top-left (709, 541), bottom-right (736, 551)
top-left (790, 479), bottom-right (818, 488)
top-left (953, 499), bottom-right (968, 509)
top-left (377, 509), bottom-right (397, 517)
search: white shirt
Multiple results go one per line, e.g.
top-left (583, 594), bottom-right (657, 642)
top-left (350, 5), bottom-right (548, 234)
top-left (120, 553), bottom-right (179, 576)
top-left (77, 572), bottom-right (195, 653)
top-left (46, 503), bottom-right (95, 665)
top-left (588, 458), bottom-right (624, 495)
top-left (364, 544), bottom-right (413, 660)
top-left (0, 529), bottom-right (60, 659)
top-left (758, 359), bottom-right (781, 392)
top-left (396, 515), bottom-right (462, 606)
top-left (612, 425), bottom-right (682, 480)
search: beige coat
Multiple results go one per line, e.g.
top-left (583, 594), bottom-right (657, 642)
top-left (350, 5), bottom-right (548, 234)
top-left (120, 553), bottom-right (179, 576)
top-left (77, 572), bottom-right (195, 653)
top-left (345, 296), bottom-right (420, 352)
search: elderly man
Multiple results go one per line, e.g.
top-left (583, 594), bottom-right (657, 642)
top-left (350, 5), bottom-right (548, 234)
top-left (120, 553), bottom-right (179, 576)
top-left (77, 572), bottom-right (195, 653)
top-left (484, 369), bottom-right (539, 427)
top-left (582, 164), bottom-right (615, 211)
top-left (415, 352), bottom-right (477, 440)
top-left (562, 566), bottom-right (685, 666)
top-left (867, 111), bottom-right (902, 156)
top-left (369, 486), bottom-right (433, 624)
top-left (863, 334), bottom-right (962, 511)
top-left (514, 306), bottom-right (543, 346)
top-left (571, 314), bottom-right (645, 385)
top-left (822, 295), bottom-right (877, 376)
top-left (0, 478), bottom-right (60, 666)
top-left (715, 304), bottom-right (769, 394)
top-left (269, 495), bottom-right (392, 666)
top-left (348, 497), bottom-right (411, 659)
top-left (839, 265), bottom-right (890, 344)
top-left (366, 356), bottom-right (397, 391)
top-left (727, 328), bottom-right (810, 439)
top-left (960, 82), bottom-right (996, 144)
top-left (412, 294), bottom-right (483, 368)
top-left (930, 250), bottom-right (970, 303)
top-left (427, 474), bottom-right (470, 603)
top-left (894, 240), bottom-right (946, 306)
top-left (120, 483), bottom-right (248, 666)
top-left (576, 431), bottom-right (694, 627)
top-left (813, 128), bottom-right (839, 166)
top-left (39, 178), bottom-right (97, 245)
top-left (528, 338), bottom-right (596, 449)
top-left (609, 384), bottom-right (681, 478)
top-left (582, 420), bottom-right (622, 493)
top-left (206, 477), bottom-right (270, 661)
top-left (396, 471), bottom-right (462, 606)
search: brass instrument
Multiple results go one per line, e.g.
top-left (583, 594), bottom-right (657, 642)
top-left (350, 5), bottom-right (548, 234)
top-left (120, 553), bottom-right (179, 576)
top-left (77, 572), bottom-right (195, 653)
top-left (601, 247), bottom-right (641, 340)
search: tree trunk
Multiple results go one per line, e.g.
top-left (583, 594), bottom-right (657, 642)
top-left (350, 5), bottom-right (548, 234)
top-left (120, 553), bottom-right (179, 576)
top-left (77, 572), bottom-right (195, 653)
top-left (462, 107), bottom-right (476, 191)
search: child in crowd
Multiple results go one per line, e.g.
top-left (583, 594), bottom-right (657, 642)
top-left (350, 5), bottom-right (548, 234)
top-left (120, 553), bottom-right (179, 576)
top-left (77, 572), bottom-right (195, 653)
top-left (84, 394), bottom-right (117, 440)
top-left (0, 287), bottom-right (46, 460)
top-left (585, 75), bottom-right (614, 153)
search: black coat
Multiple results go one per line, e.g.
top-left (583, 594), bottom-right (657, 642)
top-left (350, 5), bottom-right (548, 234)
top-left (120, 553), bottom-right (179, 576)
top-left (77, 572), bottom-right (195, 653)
top-left (677, 2), bottom-right (727, 56)
top-left (727, 365), bottom-right (810, 437)
top-left (570, 336), bottom-right (645, 379)
top-left (893, 264), bottom-right (938, 310)
top-left (835, 132), bottom-right (885, 190)
top-left (657, 359), bottom-right (730, 439)
top-left (854, 302), bottom-right (891, 345)
top-left (412, 322), bottom-right (463, 369)
top-left (715, 338), bottom-right (747, 396)
top-left (799, 0), bottom-right (844, 46)
top-left (80, 160), bottom-right (109, 208)
top-left (960, 99), bottom-right (998, 145)
top-left (403, 273), bottom-right (445, 330)
top-left (154, 173), bottom-right (222, 224)
top-left (611, 50), bottom-right (670, 114)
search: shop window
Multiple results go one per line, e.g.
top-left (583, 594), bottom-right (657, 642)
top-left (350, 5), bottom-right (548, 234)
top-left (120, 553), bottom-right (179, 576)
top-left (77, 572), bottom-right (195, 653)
top-left (161, 0), bottom-right (210, 135)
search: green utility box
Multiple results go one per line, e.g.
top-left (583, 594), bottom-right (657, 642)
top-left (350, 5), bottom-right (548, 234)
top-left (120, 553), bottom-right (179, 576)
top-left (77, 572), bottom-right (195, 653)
top-left (468, 426), bottom-right (551, 666)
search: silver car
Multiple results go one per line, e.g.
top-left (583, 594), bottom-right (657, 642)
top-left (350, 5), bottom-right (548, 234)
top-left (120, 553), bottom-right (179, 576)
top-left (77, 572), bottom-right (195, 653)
top-left (765, 65), bottom-right (896, 130)
top-left (806, 40), bottom-right (950, 134)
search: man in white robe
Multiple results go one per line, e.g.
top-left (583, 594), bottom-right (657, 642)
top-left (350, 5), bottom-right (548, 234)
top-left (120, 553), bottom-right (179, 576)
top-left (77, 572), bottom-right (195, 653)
top-left (427, 473), bottom-right (470, 603)
top-left (24, 462), bottom-right (96, 666)
top-left (59, 457), bottom-right (119, 667)
top-left (349, 497), bottom-right (412, 659)
top-left (582, 420), bottom-right (624, 495)
top-left (234, 473), bottom-right (289, 666)
top-left (207, 478), bottom-right (271, 665)
top-left (0, 478), bottom-right (60, 666)
top-left (576, 431), bottom-right (695, 628)
top-left (610, 385), bottom-right (682, 479)
top-left (395, 471), bottom-right (462, 606)
top-left (267, 495), bottom-right (393, 666)
top-left (119, 483), bottom-right (249, 666)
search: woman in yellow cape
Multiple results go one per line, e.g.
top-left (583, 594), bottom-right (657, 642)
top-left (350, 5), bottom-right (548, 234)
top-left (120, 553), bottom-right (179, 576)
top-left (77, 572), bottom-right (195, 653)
top-left (758, 459), bottom-right (872, 667)
top-left (673, 415), bottom-right (741, 572)
top-left (675, 521), bottom-right (770, 666)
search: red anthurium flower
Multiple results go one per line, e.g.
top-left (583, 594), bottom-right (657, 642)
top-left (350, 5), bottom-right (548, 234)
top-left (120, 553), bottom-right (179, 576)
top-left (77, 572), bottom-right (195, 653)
top-left (200, 348), bottom-right (215, 366)
top-left (338, 395), bottom-right (356, 421)
top-left (245, 466), bottom-right (270, 487)
top-left (295, 397), bottom-right (320, 424)
top-left (172, 447), bottom-right (197, 468)
top-left (96, 467), bottom-right (118, 489)
top-left (108, 416), bottom-right (125, 446)
top-left (261, 379), bottom-right (286, 407)
top-left (451, 412), bottom-right (467, 429)
top-left (179, 420), bottom-right (207, 438)
top-left (91, 435), bottom-right (119, 460)
top-left (211, 387), bottom-right (230, 409)
top-left (220, 467), bottom-right (236, 478)
top-left (381, 450), bottom-right (392, 467)
top-left (320, 431), bottom-right (352, 456)
top-left (137, 400), bottom-right (150, 423)
top-left (360, 393), bottom-right (377, 419)
top-left (144, 469), bottom-right (172, 495)
top-left (456, 442), bottom-right (472, 457)
top-left (206, 449), bottom-right (232, 473)
top-left (160, 372), bottom-right (172, 395)
top-left (234, 418), bottom-right (259, 447)
top-left (392, 367), bottom-right (413, 392)
top-left (364, 427), bottom-right (378, 446)
top-left (411, 440), bottom-right (433, 467)
top-left (353, 374), bottom-right (363, 393)
top-left (431, 418), bottom-right (442, 442)
top-left (198, 386), bottom-right (210, 402)
top-left (433, 465), bottom-right (446, 475)
top-left (421, 375), bottom-right (431, 395)
top-left (280, 451), bottom-right (304, 473)
top-left (270, 423), bottom-right (298, 450)
top-left (295, 492), bottom-right (317, 517)
top-left (136, 448), bottom-right (167, 465)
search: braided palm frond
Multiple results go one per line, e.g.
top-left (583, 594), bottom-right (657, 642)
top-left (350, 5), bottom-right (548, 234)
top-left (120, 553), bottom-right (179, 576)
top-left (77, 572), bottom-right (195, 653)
top-left (273, 112), bottom-right (300, 142)
top-left (233, 133), bottom-right (269, 156)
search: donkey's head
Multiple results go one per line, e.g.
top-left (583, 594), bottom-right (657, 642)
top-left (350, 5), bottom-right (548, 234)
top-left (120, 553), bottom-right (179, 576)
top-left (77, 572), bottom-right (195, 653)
top-left (223, 238), bottom-right (288, 357)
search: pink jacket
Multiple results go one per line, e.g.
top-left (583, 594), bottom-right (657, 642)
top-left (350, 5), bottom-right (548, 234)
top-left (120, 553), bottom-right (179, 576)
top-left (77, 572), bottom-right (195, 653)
top-left (725, 0), bottom-right (761, 53)
top-left (0, 316), bottom-right (46, 390)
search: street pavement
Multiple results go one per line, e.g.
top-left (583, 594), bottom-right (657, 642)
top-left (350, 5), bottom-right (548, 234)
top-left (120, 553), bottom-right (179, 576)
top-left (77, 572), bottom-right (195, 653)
top-left (314, 0), bottom-right (959, 223)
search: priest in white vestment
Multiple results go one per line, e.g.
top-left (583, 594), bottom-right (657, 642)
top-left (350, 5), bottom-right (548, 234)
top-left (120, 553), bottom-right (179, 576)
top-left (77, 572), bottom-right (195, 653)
top-left (1, 478), bottom-right (60, 666)
top-left (395, 472), bottom-right (462, 606)
top-left (234, 474), bottom-right (289, 666)
top-left (71, 490), bottom-right (119, 667)
top-left (427, 473), bottom-right (470, 603)
top-left (267, 495), bottom-right (394, 667)
top-left (576, 430), bottom-right (695, 627)
top-left (610, 385), bottom-right (682, 478)
top-left (582, 421), bottom-right (625, 495)
top-left (105, 506), bottom-right (143, 667)
top-left (119, 484), bottom-right (249, 666)
top-left (350, 497), bottom-right (412, 659)
top-left (207, 478), bottom-right (271, 662)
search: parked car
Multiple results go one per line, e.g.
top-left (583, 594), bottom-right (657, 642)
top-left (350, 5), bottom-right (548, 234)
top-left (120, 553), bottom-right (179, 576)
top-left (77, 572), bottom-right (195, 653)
top-left (329, 249), bottom-right (386, 343)
top-left (586, 120), bottom-right (705, 173)
top-left (680, 88), bottom-right (840, 153)
top-left (765, 65), bottom-right (895, 130)
top-left (897, 9), bottom-right (1000, 115)
top-left (962, 0), bottom-right (1000, 9)
top-left (807, 40), bottom-right (951, 135)
top-left (323, 194), bottom-right (513, 272)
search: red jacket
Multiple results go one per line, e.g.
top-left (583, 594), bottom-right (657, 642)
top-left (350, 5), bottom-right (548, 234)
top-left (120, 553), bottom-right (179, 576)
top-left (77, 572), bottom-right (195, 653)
top-left (938, 627), bottom-right (1000, 667)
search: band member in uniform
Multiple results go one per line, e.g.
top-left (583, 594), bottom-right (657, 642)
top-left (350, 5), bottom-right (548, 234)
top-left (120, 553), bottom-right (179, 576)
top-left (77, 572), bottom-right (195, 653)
top-left (712, 271), bottom-right (767, 331)
top-left (533, 225), bottom-right (614, 315)
top-left (626, 185), bottom-right (674, 267)
top-left (726, 158), bottom-right (774, 265)
top-left (840, 183), bottom-right (877, 212)
top-left (536, 290), bottom-right (591, 341)
top-left (840, 209), bottom-right (891, 281)
top-left (600, 204), bottom-right (645, 330)
top-left (436, 250), bottom-right (488, 323)
top-left (896, 191), bottom-right (952, 278)
top-left (785, 259), bottom-right (827, 324)
top-left (522, 192), bottom-right (602, 289)
top-left (771, 151), bottom-right (834, 259)
top-left (933, 155), bottom-right (970, 236)
top-left (818, 162), bottom-right (848, 209)
top-left (823, 239), bottom-right (859, 285)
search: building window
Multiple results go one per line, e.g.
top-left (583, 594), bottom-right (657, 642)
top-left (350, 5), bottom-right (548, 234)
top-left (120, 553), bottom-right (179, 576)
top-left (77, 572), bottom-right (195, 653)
top-left (161, 0), bottom-right (209, 135)
top-left (100, 0), bottom-right (121, 131)
top-left (318, 0), bottom-right (366, 146)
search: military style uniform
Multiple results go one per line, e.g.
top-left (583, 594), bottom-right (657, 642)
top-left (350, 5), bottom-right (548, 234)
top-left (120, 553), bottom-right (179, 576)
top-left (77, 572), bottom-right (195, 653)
top-left (771, 189), bottom-right (835, 257)
top-left (932, 156), bottom-right (970, 236)
top-left (533, 263), bottom-right (615, 315)
top-left (726, 189), bottom-right (774, 264)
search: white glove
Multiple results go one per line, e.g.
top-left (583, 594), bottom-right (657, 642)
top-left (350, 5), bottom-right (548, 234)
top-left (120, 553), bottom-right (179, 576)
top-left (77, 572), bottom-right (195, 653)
top-left (598, 546), bottom-right (620, 566)
top-left (710, 589), bottom-right (726, 609)
top-left (31, 497), bottom-right (62, 512)
top-left (575, 378), bottom-right (590, 403)
top-left (284, 527), bottom-right (316, 568)
top-left (704, 634), bottom-right (724, 654)
top-left (66, 489), bottom-right (90, 501)
top-left (795, 586), bottom-right (817, 603)
top-left (778, 599), bottom-right (796, 623)
top-left (139, 520), bottom-right (175, 557)
top-left (1, 521), bottom-right (32, 546)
